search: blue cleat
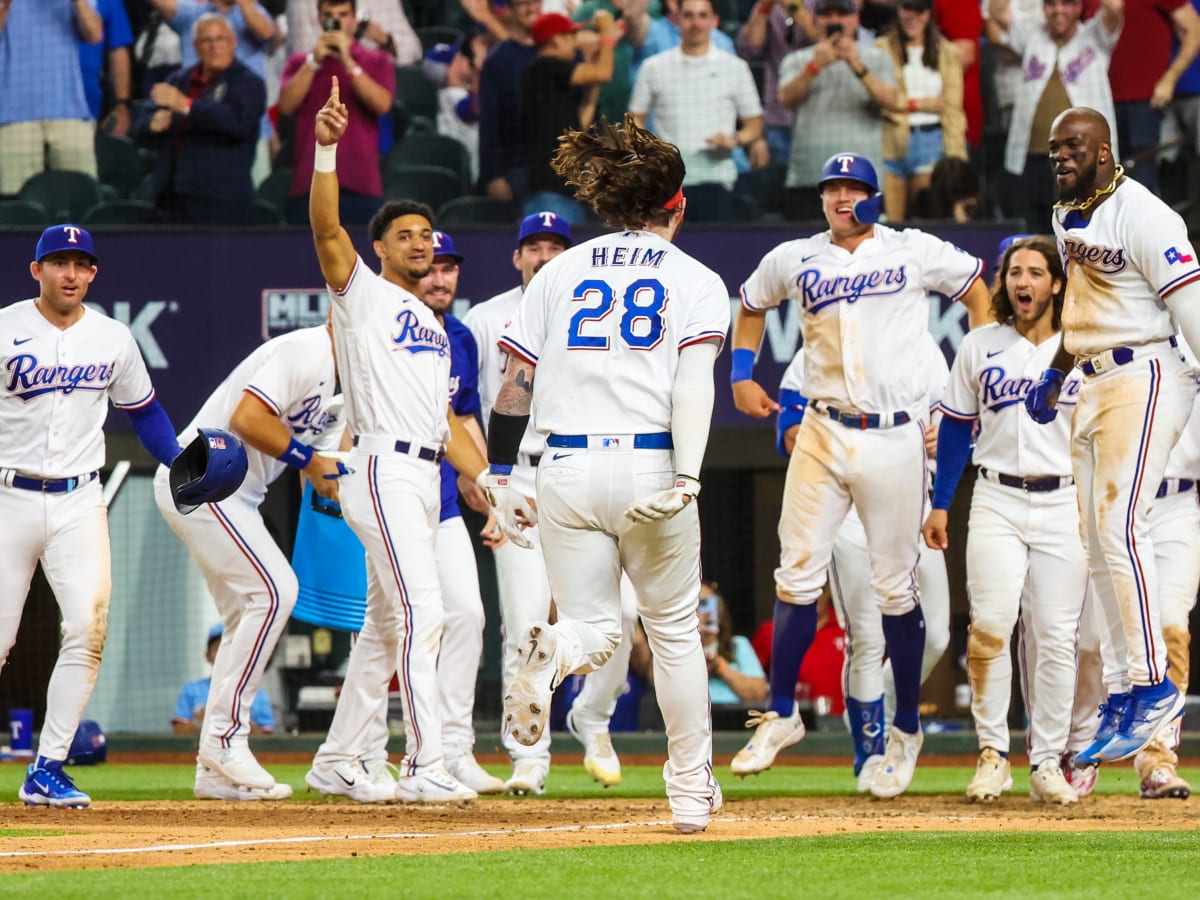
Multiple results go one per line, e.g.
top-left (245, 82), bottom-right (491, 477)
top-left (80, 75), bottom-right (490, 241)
top-left (18, 757), bottom-right (91, 808)
top-left (1074, 693), bottom-right (1131, 766)
top-left (1094, 679), bottom-right (1186, 763)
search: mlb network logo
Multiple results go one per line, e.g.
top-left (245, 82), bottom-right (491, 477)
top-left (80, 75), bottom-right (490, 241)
top-left (1164, 247), bottom-right (1195, 266)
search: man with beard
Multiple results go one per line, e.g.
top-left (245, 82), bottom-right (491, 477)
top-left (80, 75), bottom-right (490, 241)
top-left (1025, 106), bottom-right (1200, 766)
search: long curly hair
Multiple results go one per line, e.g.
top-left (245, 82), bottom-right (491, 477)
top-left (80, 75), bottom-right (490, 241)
top-left (551, 115), bottom-right (686, 230)
top-left (989, 235), bottom-right (1065, 329)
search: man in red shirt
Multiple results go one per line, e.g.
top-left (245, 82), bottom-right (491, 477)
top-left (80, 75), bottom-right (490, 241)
top-left (278, 0), bottom-right (395, 224)
top-left (1108, 0), bottom-right (1200, 191)
top-left (934, 0), bottom-right (984, 150)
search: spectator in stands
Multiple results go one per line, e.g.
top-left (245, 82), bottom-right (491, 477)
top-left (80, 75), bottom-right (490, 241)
top-left (570, 0), bottom-right (654, 125)
top-left (624, 0), bottom-right (735, 73)
top-left (287, 0), bottom-right (421, 63)
top-left (776, 0), bottom-right (897, 220)
top-left (1170, 0), bottom-right (1200, 230)
top-left (424, 39), bottom-right (484, 185)
top-left (986, 0), bottom-right (1124, 232)
top-left (737, 0), bottom-right (818, 166)
top-left (520, 10), bottom-right (619, 220)
top-left (1108, 0), bottom-right (1200, 192)
top-left (277, 0), bottom-right (394, 224)
top-left (478, 0), bottom-right (543, 200)
top-left (81, 0), bottom-right (134, 137)
top-left (173, 624), bottom-right (275, 735)
top-left (932, 0), bottom-right (983, 151)
top-left (134, 13), bottom-right (266, 224)
top-left (701, 582), bottom-right (769, 711)
top-left (0, 0), bottom-right (101, 197)
top-left (877, 0), bottom-right (965, 222)
top-left (909, 155), bottom-right (984, 221)
top-left (629, 0), bottom-right (765, 190)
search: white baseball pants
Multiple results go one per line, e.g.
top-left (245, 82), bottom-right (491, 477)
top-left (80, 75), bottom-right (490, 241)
top-left (567, 574), bottom-right (639, 734)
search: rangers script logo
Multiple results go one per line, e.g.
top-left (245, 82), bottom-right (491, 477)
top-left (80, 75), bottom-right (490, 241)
top-left (392, 309), bottom-right (450, 356)
top-left (4, 354), bottom-right (116, 400)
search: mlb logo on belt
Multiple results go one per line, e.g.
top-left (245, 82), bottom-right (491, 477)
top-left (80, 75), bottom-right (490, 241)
top-left (602, 438), bottom-right (621, 448)
top-left (208, 436), bottom-right (227, 450)
top-left (1165, 247), bottom-right (1195, 265)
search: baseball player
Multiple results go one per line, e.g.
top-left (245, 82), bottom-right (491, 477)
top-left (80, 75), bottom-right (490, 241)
top-left (744, 334), bottom-right (951, 791)
top-left (925, 235), bottom-right (1087, 805)
top-left (730, 152), bottom-right (988, 799)
top-left (486, 115), bottom-right (729, 834)
top-left (2, 225), bottom-right (185, 808)
top-left (1025, 107), bottom-right (1200, 763)
top-left (306, 78), bottom-right (490, 803)
top-left (153, 318), bottom-right (343, 801)
top-left (305, 230), bottom-right (508, 800)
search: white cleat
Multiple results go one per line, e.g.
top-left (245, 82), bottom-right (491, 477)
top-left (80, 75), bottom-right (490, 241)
top-left (198, 744), bottom-right (276, 791)
top-left (673, 782), bottom-right (723, 835)
top-left (966, 747), bottom-right (1013, 802)
top-left (445, 755), bottom-right (506, 795)
top-left (567, 709), bottom-right (622, 787)
top-left (1030, 758), bottom-right (1079, 805)
top-left (855, 755), bottom-right (885, 794)
top-left (305, 759), bottom-right (397, 804)
top-left (195, 763), bottom-right (293, 801)
top-left (505, 760), bottom-right (548, 796)
top-left (504, 623), bottom-right (561, 747)
top-left (730, 705), bottom-right (806, 776)
top-left (869, 726), bottom-right (923, 799)
top-left (394, 765), bottom-right (478, 803)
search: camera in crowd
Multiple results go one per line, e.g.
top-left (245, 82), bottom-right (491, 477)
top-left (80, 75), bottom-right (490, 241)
top-left (322, 17), bottom-right (341, 32)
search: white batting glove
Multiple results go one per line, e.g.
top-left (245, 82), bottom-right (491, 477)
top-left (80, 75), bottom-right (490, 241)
top-left (479, 470), bottom-right (537, 549)
top-left (624, 475), bottom-right (701, 524)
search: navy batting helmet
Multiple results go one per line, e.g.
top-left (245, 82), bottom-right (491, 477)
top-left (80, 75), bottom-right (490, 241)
top-left (66, 720), bottom-right (107, 765)
top-left (169, 427), bottom-right (249, 514)
top-left (817, 153), bottom-right (883, 225)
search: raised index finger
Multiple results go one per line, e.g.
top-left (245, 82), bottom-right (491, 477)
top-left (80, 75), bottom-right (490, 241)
top-left (330, 75), bottom-right (340, 106)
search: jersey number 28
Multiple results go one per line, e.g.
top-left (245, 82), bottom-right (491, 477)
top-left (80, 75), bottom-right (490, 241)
top-left (567, 278), bottom-right (668, 351)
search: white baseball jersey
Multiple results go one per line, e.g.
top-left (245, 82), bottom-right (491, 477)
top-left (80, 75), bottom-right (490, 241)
top-left (940, 323), bottom-right (1082, 476)
top-left (177, 325), bottom-right (337, 507)
top-left (1164, 335), bottom-right (1200, 480)
top-left (461, 286), bottom-right (545, 458)
top-left (500, 230), bottom-right (730, 434)
top-left (328, 255), bottom-right (450, 445)
top-left (1056, 178), bottom-right (1200, 357)
top-left (741, 225), bottom-right (983, 416)
top-left (0, 299), bottom-right (154, 477)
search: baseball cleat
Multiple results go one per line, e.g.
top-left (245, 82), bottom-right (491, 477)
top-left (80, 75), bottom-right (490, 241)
top-left (1139, 766), bottom-right (1191, 800)
top-left (395, 765), bottom-right (477, 803)
top-left (567, 709), bottom-right (622, 787)
top-left (504, 760), bottom-right (548, 796)
top-left (1061, 754), bottom-right (1099, 798)
top-left (869, 725), bottom-right (923, 799)
top-left (195, 763), bottom-right (293, 801)
top-left (1091, 680), bottom-right (1185, 763)
top-left (672, 781), bottom-right (723, 835)
top-left (729, 704), bottom-right (806, 776)
top-left (306, 759), bottom-right (397, 804)
top-left (504, 623), bottom-right (561, 748)
top-left (1030, 758), bottom-right (1079, 805)
top-left (855, 755), bottom-right (885, 794)
top-left (1074, 693), bottom-right (1131, 766)
top-left (445, 755), bottom-right (506, 794)
top-left (199, 744), bottom-right (276, 790)
top-left (18, 758), bottom-right (90, 808)
top-left (965, 748), bottom-right (1013, 802)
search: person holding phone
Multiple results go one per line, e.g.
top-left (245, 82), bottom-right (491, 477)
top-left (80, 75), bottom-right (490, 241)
top-left (700, 583), bottom-right (768, 714)
top-left (776, 0), bottom-right (898, 221)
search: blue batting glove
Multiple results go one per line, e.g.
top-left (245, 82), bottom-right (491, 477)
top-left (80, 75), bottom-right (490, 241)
top-left (1024, 368), bottom-right (1065, 424)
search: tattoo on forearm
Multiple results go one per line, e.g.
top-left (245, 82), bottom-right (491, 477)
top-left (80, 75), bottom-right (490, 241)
top-left (495, 364), bottom-right (535, 416)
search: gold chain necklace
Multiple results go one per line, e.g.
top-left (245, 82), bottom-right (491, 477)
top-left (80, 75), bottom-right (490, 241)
top-left (1054, 164), bottom-right (1125, 213)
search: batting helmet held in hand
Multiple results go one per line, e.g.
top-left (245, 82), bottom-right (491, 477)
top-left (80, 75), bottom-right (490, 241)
top-left (817, 153), bottom-right (883, 225)
top-left (169, 427), bottom-right (249, 514)
top-left (66, 720), bottom-right (107, 765)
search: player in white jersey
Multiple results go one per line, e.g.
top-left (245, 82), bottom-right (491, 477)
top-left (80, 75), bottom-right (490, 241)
top-left (306, 78), bottom-right (491, 803)
top-left (740, 335), bottom-right (951, 790)
top-left (2, 225), bottom-right (185, 808)
top-left (153, 323), bottom-right (343, 801)
top-left (1025, 107), bottom-right (1200, 764)
top-left (485, 115), bottom-right (730, 834)
top-left (925, 236), bottom-right (1088, 804)
top-left (730, 152), bottom-right (989, 799)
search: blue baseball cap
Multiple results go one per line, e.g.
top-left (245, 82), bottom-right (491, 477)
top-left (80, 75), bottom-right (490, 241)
top-left (995, 233), bottom-right (1033, 270)
top-left (431, 230), bottom-right (464, 262)
top-left (35, 224), bottom-right (98, 264)
top-left (518, 211), bottom-right (573, 248)
top-left (207, 623), bottom-right (224, 644)
top-left (422, 40), bottom-right (461, 87)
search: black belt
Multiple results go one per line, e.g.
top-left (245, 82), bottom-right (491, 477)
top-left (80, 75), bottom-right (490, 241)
top-left (1080, 336), bottom-right (1178, 376)
top-left (980, 467), bottom-right (1073, 492)
top-left (528, 454), bottom-right (542, 467)
top-left (10, 471), bottom-right (99, 493)
top-left (817, 403), bottom-right (910, 430)
top-left (1157, 479), bottom-right (1196, 499)
top-left (911, 123), bottom-right (941, 133)
top-left (352, 436), bottom-right (445, 463)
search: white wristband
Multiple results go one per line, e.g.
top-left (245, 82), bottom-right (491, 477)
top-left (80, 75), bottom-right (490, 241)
top-left (305, 52), bottom-right (320, 71)
top-left (314, 141), bottom-right (337, 173)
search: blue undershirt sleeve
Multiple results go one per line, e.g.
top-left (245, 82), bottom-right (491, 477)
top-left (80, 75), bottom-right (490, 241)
top-left (931, 415), bottom-right (974, 510)
top-left (125, 400), bottom-right (184, 468)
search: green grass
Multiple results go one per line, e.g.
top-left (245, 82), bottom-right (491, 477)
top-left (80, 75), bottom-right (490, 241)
top-left (0, 829), bottom-right (72, 838)
top-left (5, 832), bottom-right (1200, 898)
top-left (0, 762), bottom-right (1187, 802)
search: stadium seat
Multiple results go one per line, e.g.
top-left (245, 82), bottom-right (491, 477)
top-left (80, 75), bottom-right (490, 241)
top-left (383, 164), bottom-right (464, 212)
top-left (416, 25), bottom-right (463, 53)
top-left (394, 65), bottom-right (439, 122)
top-left (246, 198), bottom-right (285, 225)
top-left (735, 165), bottom-right (787, 215)
top-left (256, 167), bottom-right (293, 217)
top-left (18, 170), bottom-right (105, 221)
top-left (81, 200), bottom-right (166, 226)
top-left (684, 182), bottom-right (760, 223)
top-left (437, 195), bottom-right (519, 226)
top-left (0, 199), bottom-right (50, 227)
top-left (383, 134), bottom-right (471, 191)
top-left (95, 132), bottom-right (147, 198)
